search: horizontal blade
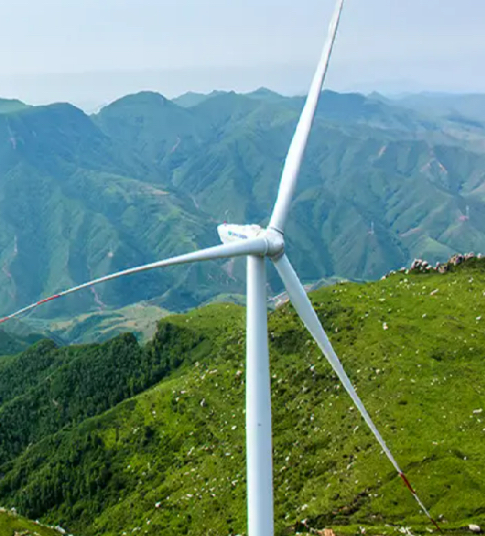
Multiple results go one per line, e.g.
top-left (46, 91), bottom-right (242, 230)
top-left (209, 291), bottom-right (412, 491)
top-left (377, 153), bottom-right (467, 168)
top-left (0, 237), bottom-right (268, 325)
top-left (273, 254), bottom-right (441, 530)
top-left (269, 0), bottom-right (345, 234)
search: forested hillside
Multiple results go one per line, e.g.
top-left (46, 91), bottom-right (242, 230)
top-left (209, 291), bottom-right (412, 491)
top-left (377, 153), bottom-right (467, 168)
top-left (0, 89), bottom-right (485, 324)
top-left (0, 328), bottom-right (41, 356)
top-left (0, 258), bottom-right (484, 536)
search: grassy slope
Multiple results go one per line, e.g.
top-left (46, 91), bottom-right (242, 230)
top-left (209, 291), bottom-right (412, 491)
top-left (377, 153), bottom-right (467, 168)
top-left (0, 509), bottom-right (65, 536)
top-left (1, 260), bottom-right (484, 536)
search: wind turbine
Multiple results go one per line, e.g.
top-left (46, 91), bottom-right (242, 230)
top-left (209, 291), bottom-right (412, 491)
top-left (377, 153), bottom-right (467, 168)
top-left (0, 0), bottom-right (440, 534)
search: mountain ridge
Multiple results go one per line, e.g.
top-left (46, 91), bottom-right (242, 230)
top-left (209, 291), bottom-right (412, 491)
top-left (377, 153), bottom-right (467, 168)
top-left (0, 89), bottom-right (485, 326)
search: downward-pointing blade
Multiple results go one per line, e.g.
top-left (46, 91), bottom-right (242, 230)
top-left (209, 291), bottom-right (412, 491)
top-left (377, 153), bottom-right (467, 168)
top-left (269, 0), bottom-right (345, 234)
top-left (0, 237), bottom-right (268, 325)
top-left (272, 254), bottom-right (441, 530)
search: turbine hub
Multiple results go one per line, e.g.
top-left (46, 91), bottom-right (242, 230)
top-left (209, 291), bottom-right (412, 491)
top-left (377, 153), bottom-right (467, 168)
top-left (263, 227), bottom-right (285, 258)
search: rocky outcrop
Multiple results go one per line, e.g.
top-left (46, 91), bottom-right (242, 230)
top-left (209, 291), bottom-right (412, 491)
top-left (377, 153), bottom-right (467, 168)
top-left (381, 253), bottom-right (483, 279)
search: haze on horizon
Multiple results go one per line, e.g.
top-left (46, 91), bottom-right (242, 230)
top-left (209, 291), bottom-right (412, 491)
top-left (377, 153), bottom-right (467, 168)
top-left (1, 0), bottom-right (483, 110)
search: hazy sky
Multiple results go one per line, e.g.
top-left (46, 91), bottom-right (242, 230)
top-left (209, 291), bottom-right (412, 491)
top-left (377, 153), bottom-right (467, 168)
top-left (0, 0), bottom-right (483, 108)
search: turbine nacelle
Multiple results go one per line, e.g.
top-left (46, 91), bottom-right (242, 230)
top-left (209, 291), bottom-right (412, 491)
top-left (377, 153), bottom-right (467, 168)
top-left (217, 223), bottom-right (263, 244)
top-left (217, 223), bottom-right (284, 258)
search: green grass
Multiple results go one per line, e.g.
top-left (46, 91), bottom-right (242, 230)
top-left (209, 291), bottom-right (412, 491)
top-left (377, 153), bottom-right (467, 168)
top-left (0, 509), bottom-right (65, 536)
top-left (1, 260), bottom-right (485, 535)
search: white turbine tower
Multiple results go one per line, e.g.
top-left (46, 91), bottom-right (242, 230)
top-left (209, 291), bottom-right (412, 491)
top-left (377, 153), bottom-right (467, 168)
top-left (0, 1), bottom-right (440, 534)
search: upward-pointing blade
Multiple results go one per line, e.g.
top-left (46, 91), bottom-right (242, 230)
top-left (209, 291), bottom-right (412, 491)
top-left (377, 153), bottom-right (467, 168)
top-left (269, 0), bottom-right (345, 234)
top-left (272, 254), bottom-right (441, 530)
top-left (0, 237), bottom-right (269, 325)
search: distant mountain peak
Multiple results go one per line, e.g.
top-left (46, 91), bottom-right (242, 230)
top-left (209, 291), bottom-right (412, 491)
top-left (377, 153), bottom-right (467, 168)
top-left (0, 97), bottom-right (25, 105)
top-left (252, 86), bottom-right (279, 95)
top-left (105, 91), bottom-right (171, 110)
top-left (246, 87), bottom-right (284, 101)
top-left (208, 89), bottom-right (229, 97)
top-left (0, 98), bottom-right (27, 114)
top-left (173, 89), bottom-right (229, 108)
top-left (367, 91), bottom-right (388, 102)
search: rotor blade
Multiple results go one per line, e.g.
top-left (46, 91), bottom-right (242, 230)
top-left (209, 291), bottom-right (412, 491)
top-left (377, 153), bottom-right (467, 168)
top-left (0, 237), bottom-right (268, 325)
top-left (272, 254), bottom-right (441, 530)
top-left (269, 0), bottom-right (345, 234)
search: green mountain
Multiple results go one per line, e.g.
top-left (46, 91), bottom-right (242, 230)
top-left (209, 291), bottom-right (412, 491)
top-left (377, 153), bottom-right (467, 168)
top-left (173, 90), bottom-right (229, 108)
top-left (245, 87), bottom-right (287, 102)
top-left (0, 259), bottom-right (484, 535)
top-left (0, 328), bottom-right (42, 356)
top-left (392, 92), bottom-right (485, 125)
top-left (1, 89), bottom-right (485, 325)
top-left (0, 98), bottom-right (27, 114)
top-left (0, 98), bottom-right (239, 319)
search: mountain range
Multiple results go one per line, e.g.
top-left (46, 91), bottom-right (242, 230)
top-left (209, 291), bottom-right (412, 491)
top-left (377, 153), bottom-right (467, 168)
top-left (1, 89), bottom-right (485, 327)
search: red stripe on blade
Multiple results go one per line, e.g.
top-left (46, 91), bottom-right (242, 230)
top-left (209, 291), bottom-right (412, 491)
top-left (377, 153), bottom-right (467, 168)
top-left (400, 473), bottom-right (416, 494)
top-left (400, 473), bottom-right (442, 533)
top-left (38, 294), bottom-right (61, 305)
top-left (430, 517), bottom-right (443, 533)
